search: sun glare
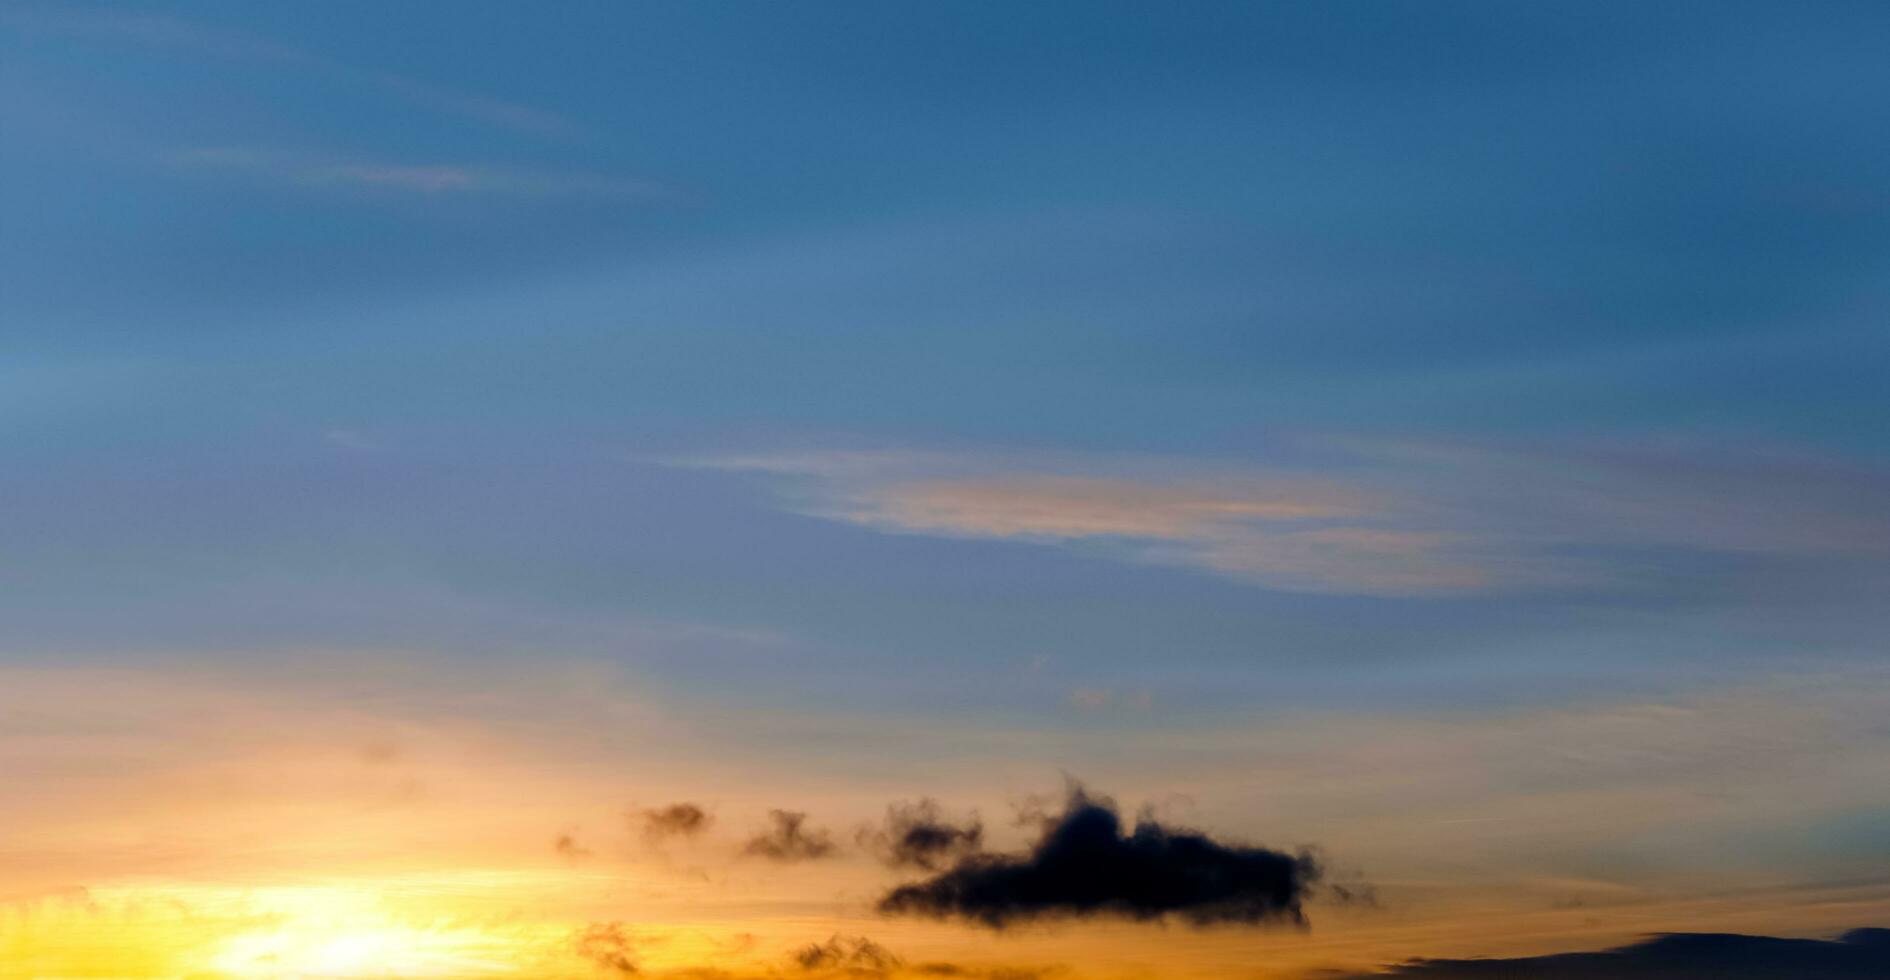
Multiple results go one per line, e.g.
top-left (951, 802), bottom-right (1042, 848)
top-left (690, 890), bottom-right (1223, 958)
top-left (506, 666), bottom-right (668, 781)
top-left (189, 882), bottom-right (530, 978)
top-left (0, 878), bottom-right (562, 979)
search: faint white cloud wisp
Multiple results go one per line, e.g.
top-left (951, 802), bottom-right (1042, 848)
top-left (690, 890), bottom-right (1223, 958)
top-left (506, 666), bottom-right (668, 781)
top-left (164, 147), bottom-right (670, 200)
top-left (7, 8), bottom-right (579, 137)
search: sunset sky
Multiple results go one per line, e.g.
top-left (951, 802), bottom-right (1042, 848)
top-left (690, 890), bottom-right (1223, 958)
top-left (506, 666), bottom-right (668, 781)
top-left (5, 3), bottom-right (1890, 978)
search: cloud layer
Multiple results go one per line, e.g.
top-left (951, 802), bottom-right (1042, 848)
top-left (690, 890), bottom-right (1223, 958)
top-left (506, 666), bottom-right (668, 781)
top-left (686, 440), bottom-right (1890, 596)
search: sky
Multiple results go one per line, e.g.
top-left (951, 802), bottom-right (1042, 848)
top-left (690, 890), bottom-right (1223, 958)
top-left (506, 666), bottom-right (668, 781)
top-left (3, 2), bottom-right (1890, 977)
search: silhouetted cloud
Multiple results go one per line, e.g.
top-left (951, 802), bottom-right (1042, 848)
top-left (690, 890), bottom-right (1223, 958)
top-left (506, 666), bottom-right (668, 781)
top-left (742, 809), bottom-right (838, 862)
top-left (575, 922), bottom-right (639, 975)
top-left (780, 936), bottom-right (1057, 980)
top-left (860, 799), bottom-right (985, 871)
top-left (639, 802), bottom-right (713, 842)
top-left (1328, 881), bottom-right (1380, 908)
top-left (793, 935), bottom-right (902, 974)
top-left (1340, 928), bottom-right (1890, 979)
top-left (878, 785), bottom-right (1320, 928)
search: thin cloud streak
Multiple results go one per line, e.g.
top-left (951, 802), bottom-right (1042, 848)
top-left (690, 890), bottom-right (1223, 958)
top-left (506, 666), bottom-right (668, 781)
top-left (854, 475), bottom-right (1347, 539)
top-left (164, 147), bottom-right (670, 200)
top-left (7, 8), bottom-right (579, 136)
top-left (681, 438), bottom-right (1890, 596)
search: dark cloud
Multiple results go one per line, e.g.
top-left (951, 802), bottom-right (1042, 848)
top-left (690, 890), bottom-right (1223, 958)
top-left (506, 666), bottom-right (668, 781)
top-left (1340, 928), bottom-right (1890, 979)
top-left (555, 832), bottom-right (591, 859)
top-left (784, 936), bottom-right (1056, 980)
top-left (641, 932), bottom-right (1056, 980)
top-left (878, 785), bottom-right (1320, 928)
top-left (1328, 881), bottom-right (1380, 908)
top-left (575, 922), bottom-right (639, 975)
top-left (793, 935), bottom-right (901, 974)
top-left (639, 802), bottom-right (713, 841)
top-left (742, 809), bottom-right (838, 862)
top-left (860, 799), bottom-right (984, 871)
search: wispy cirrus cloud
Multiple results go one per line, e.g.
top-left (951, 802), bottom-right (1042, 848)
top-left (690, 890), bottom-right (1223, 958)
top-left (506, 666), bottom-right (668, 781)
top-left (164, 147), bottom-right (670, 200)
top-left (672, 448), bottom-right (1457, 595)
top-left (5, 8), bottom-right (578, 136)
top-left (834, 474), bottom-right (1345, 539)
top-left (677, 439), bottom-right (1890, 597)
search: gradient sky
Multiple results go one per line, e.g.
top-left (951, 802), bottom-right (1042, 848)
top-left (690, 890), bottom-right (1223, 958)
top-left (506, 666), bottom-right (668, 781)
top-left (5, 2), bottom-right (1890, 978)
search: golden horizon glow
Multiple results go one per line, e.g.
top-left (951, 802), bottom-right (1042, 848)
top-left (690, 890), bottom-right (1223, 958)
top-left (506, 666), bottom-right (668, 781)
top-left (7, 661), bottom-right (1890, 979)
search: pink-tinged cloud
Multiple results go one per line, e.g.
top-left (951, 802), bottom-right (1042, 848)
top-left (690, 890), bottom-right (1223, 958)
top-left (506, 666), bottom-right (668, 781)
top-left (851, 475), bottom-right (1343, 540)
top-left (678, 438), bottom-right (1890, 597)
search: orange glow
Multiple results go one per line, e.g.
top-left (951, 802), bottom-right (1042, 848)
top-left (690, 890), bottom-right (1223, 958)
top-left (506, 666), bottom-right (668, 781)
top-left (8, 665), bottom-right (1890, 978)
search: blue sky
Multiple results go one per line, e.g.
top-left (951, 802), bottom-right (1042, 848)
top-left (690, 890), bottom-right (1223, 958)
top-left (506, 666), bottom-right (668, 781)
top-left (8, 1), bottom-right (1889, 712)
top-left (4, 6), bottom-right (1890, 973)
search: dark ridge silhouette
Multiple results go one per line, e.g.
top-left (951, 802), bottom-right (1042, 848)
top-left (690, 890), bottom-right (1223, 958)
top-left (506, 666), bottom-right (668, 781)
top-left (1342, 927), bottom-right (1890, 979)
top-left (878, 785), bottom-right (1319, 928)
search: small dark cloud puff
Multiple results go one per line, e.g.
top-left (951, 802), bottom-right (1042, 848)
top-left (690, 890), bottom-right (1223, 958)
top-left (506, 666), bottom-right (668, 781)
top-left (639, 802), bottom-right (713, 841)
top-left (742, 809), bottom-right (838, 862)
top-left (785, 936), bottom-right (1057, 980)
top-left (859, 798), bottom-right (985, 871)
top-left (1328, 881), bottom-right (1379, 908)
top-left (576, 922), bottom-right (639, 975)
top-left (585, 930), bottom-right (1056, 980)
top-left (794, 934), bottom-right (902, 974)
top-left (878, 784), bottom-right (1320, 928)
top-left (1339, 928), bottom-right (1890, 979)
top-left (555, 833), bottom-right (591, 859)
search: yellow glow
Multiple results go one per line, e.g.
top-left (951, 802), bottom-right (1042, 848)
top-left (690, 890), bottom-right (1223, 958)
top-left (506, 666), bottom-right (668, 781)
top-left (196, 880), bottom-right (517, 977)
top-left (0, 876), bottom-right (589, 979)
top-left (9, 666), bottom-right (1890, 978)
top-left (209, 923), bottom-right (512, 977)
